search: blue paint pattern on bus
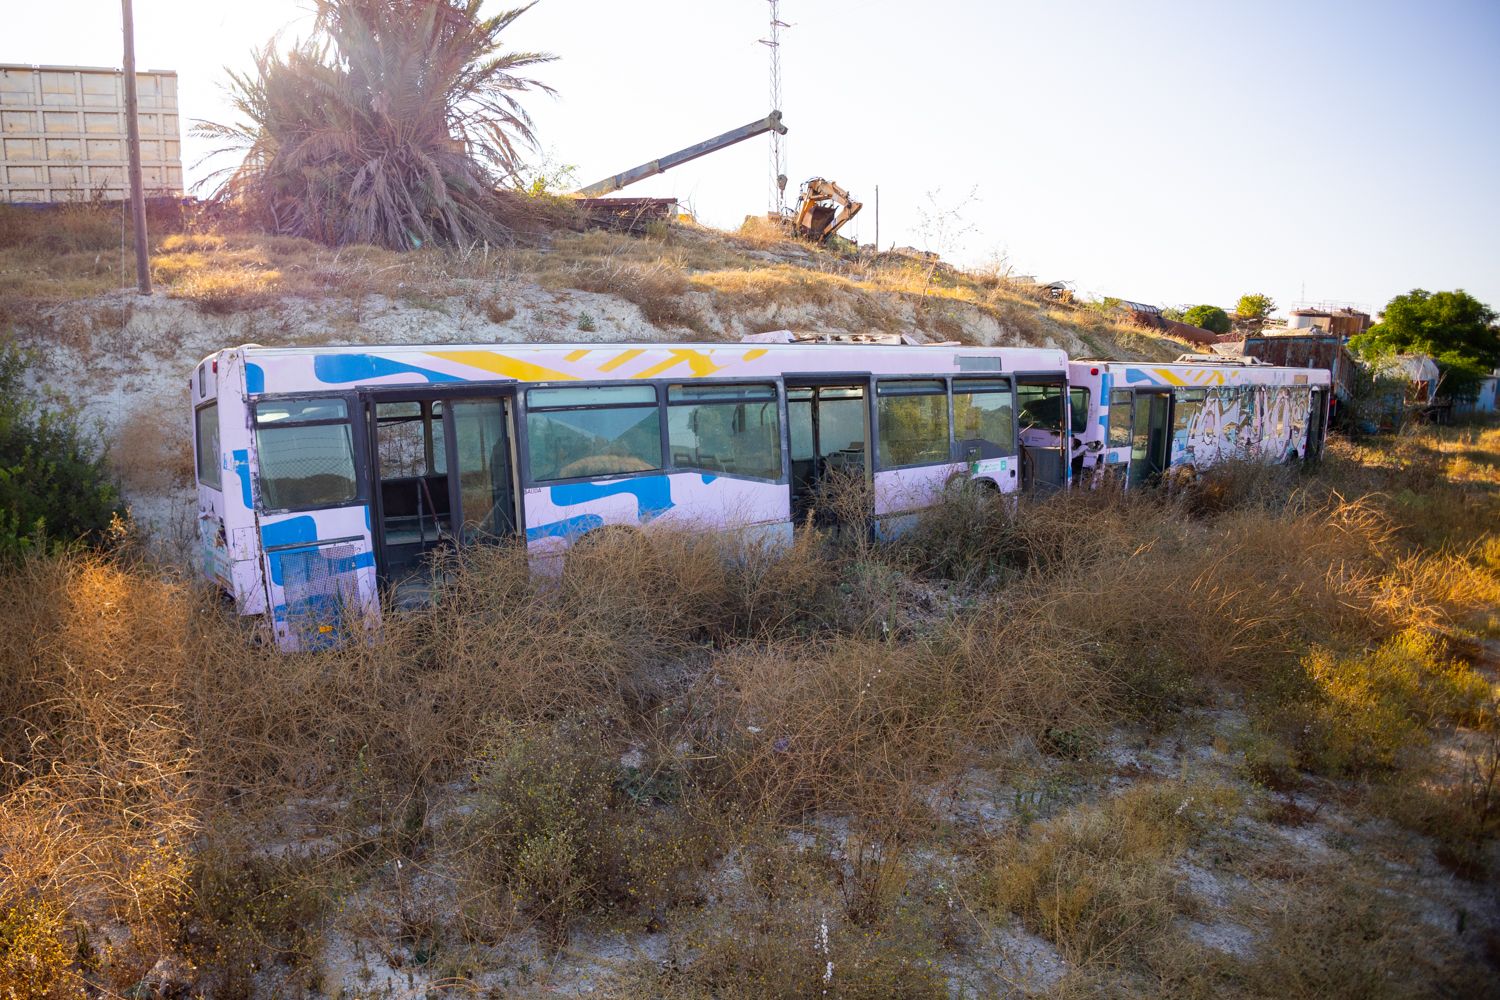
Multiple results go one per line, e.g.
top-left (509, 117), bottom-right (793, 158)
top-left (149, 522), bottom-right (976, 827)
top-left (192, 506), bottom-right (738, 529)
top-left (231, 449), bottom-right (253, 509)
top-left (525, 513), bottom-right (605, 542)
top-left (313, 353), bottom-right (464, 386)
top-left (246, 363), bottom-right (265, 394)
top-left (549, 475), bottom-right (677, 520)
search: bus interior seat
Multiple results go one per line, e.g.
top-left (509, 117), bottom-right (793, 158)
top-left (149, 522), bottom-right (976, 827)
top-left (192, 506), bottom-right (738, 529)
top-left (380, 475), bottom-right (450, 544)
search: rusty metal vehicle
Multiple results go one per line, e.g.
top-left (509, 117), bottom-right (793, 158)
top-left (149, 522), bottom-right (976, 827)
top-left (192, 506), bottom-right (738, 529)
top-left (790, 176), bottom-right (862, 242)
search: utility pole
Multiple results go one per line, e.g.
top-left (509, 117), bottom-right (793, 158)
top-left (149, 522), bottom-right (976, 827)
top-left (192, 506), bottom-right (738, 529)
top-left (761, 0), bottom-right (789, 216)
top-left (121, 0), bottom-right (151, 295)
top-left (874, 185), bottom-right (879, 251)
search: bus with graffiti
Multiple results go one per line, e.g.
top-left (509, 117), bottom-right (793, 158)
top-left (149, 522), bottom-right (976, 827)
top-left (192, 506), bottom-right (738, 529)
top-left (1068, 357), bottom-right (1331, 487)
top-left (190, 340), bottom-right (1074, 649)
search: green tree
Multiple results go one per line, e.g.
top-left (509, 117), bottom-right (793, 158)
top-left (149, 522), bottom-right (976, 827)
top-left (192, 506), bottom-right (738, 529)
top-left (1349, 289), bottom-right (1500, 401)
top-left (1182, 304), bottom-right (1231, 335)
top-left (1236, 293), bottom-right (1276, 322)
top-left (0, 344), bottom-right (125, 560)
top-left (196, 0), bottom-right (556, 249)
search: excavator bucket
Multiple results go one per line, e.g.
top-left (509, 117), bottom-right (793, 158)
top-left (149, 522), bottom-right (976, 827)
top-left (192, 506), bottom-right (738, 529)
top-left (791, 177), bottom-right (862, 242)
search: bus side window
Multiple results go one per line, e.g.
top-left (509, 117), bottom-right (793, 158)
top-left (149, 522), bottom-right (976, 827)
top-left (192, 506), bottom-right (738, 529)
top-left (526, 385), bottom-right (663, 482)
top-left (1068, 387), bottom-right (1089, 436)
top-left (952, 379), bottom-right (1014, 459)
top-left (195, 402), bottom-right (221, 489)
top-left (876, 380), bottom-right (950, 468)
top-left (667, 383), bottom-right (781, 480)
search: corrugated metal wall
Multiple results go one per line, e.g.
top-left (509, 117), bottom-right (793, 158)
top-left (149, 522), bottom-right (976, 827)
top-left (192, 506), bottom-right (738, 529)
top-left (0, 64), bottom-right (183, 204)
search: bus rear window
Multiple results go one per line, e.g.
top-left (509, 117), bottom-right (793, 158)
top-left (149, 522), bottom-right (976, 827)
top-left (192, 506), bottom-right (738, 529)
top-left (195, 402), bottom-right (220, 489)
top-left (254, 397), bottom-right (357, 510)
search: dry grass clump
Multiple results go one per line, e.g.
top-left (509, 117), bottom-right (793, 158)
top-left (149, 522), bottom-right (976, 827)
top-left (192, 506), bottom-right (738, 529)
top-left (446, 719), bottom-right (713, 952)
top-left (557, 253), bottom-right (696, 329)
top-left (1235, 873), bottom-right (1493, 999)
top-left (659, 903), bottom-right (947, 1000)
top-left (150, 232), bottom-right (392, 314)
top-left (418, 528), bottom-right (830, 721)
top-left (702, 637), bottom-right (974, 822)
top-left (986, 780), bottom-right (1241, 965)
top-left (0, 554), bottom-right (202, 994)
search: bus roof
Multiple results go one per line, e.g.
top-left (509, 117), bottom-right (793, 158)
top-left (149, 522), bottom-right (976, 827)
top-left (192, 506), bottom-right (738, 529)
top-left (226, 340), bottom-right (1065, 360)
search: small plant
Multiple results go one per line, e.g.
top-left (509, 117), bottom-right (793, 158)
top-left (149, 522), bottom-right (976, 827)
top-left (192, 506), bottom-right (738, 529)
top-left (576, 310), bottom-right (597, 332)
top-left (0, 344), bottom-right (125, 561)
top-left (1262, 630), bottom-right (1490, 776)
top-left (482, 297), bottom-right (517, 324)
top-left (0, 898), bottom-right (78, 1000)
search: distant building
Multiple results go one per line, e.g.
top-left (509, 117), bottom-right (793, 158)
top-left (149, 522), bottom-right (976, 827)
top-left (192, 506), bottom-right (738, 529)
top-left (1287, 307), bottom-right (1373, 339)
top-left (1455, 369), bottom-right (1500, 416)
top-left (0, 63), bottom-right (183, 204)
top-left (1243, 332), bottom-right (1357, 405)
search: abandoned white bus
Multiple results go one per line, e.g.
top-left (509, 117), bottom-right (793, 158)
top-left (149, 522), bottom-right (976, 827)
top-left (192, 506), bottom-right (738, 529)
top-left (191, 340), bottom-right (1072, 649)
top-left (1068, 357), bottom-right (1332, 486)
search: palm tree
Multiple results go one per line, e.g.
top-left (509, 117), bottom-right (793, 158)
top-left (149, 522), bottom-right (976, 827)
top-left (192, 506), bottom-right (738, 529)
top-left (195, 0), bottom-right (555, 249)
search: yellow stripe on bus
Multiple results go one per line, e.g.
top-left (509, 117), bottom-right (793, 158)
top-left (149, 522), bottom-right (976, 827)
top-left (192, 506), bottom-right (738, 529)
top-left (428, 351), bottom-right (579, 382)
top-left (632, 349), bottom-right (726, 380)
top-left (598, 349), bottom-right (645, 372)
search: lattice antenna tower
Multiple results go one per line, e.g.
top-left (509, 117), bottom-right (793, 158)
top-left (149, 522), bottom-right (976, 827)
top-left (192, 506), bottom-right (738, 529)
top-left (761, 0), bottom-right (789, 215)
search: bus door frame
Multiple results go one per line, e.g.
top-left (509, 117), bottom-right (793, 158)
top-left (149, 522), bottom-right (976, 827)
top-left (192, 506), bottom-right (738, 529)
top-left (783, 372), bottom-right (875, 527)
top-left (1013, 370), bottom-right (1071, 492)
top-left (1129, 388), bottom-right (1172, 487)
top-left (1306, 387), bottom-right (1329, 463)
top-left (359, 381), bottom-right (521, 586)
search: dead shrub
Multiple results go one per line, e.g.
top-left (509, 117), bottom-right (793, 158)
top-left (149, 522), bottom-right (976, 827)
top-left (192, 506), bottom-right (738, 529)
top-left (1237, 874), bottom-right (1492, 999)
top-left (449, 719), bottom-right (712, 951)
top-left (0, 201), bottom-right (125, 255)
top-left (0, 555), bottom-right (199, 993)
top-left (986, 780), bottom-right (1240, 965)
top-left (560, 254), bottom-right (696, 329)
top-left (702, 637), bottom-right (975, 822)
top-left (113, 397), bottom-right (195, 493)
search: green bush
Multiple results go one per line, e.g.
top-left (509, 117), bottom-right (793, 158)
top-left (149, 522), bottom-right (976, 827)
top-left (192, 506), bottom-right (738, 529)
top-left (1182, 304), bottom-right (1232, 335)
top-left (0, 344), bottom-right (124, 560)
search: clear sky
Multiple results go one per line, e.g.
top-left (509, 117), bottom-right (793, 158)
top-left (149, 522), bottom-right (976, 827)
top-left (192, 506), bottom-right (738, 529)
top-left (6, 0), bottom-right (1498, 318)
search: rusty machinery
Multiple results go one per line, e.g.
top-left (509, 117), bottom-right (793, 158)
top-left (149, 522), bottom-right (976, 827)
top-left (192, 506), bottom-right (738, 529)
top-left (574, 111), bottom-right (788, 197)
top-left (790, 177), bottom-right (862, 243)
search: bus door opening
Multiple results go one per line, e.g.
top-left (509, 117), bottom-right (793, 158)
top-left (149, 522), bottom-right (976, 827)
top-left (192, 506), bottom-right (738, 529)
top-left (786, 380), bottom-right (870, 525)
top-left (1016, 376), bottom-right (1069, 491)
top-left (1307, 388), bottom-right (1328, 463)
top-left (368, 392), bottom-right (517, 599)
top-left (1129, 390), bottom-right (1171, 487)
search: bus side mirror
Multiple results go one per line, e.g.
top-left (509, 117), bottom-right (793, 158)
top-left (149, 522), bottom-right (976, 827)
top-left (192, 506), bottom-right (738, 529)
top-left (1085, 440), bottom-right (1103, 453)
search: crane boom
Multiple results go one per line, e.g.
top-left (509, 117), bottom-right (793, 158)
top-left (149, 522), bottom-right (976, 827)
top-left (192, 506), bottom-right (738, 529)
top-left (574, 111), bottom-right (787, 198)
